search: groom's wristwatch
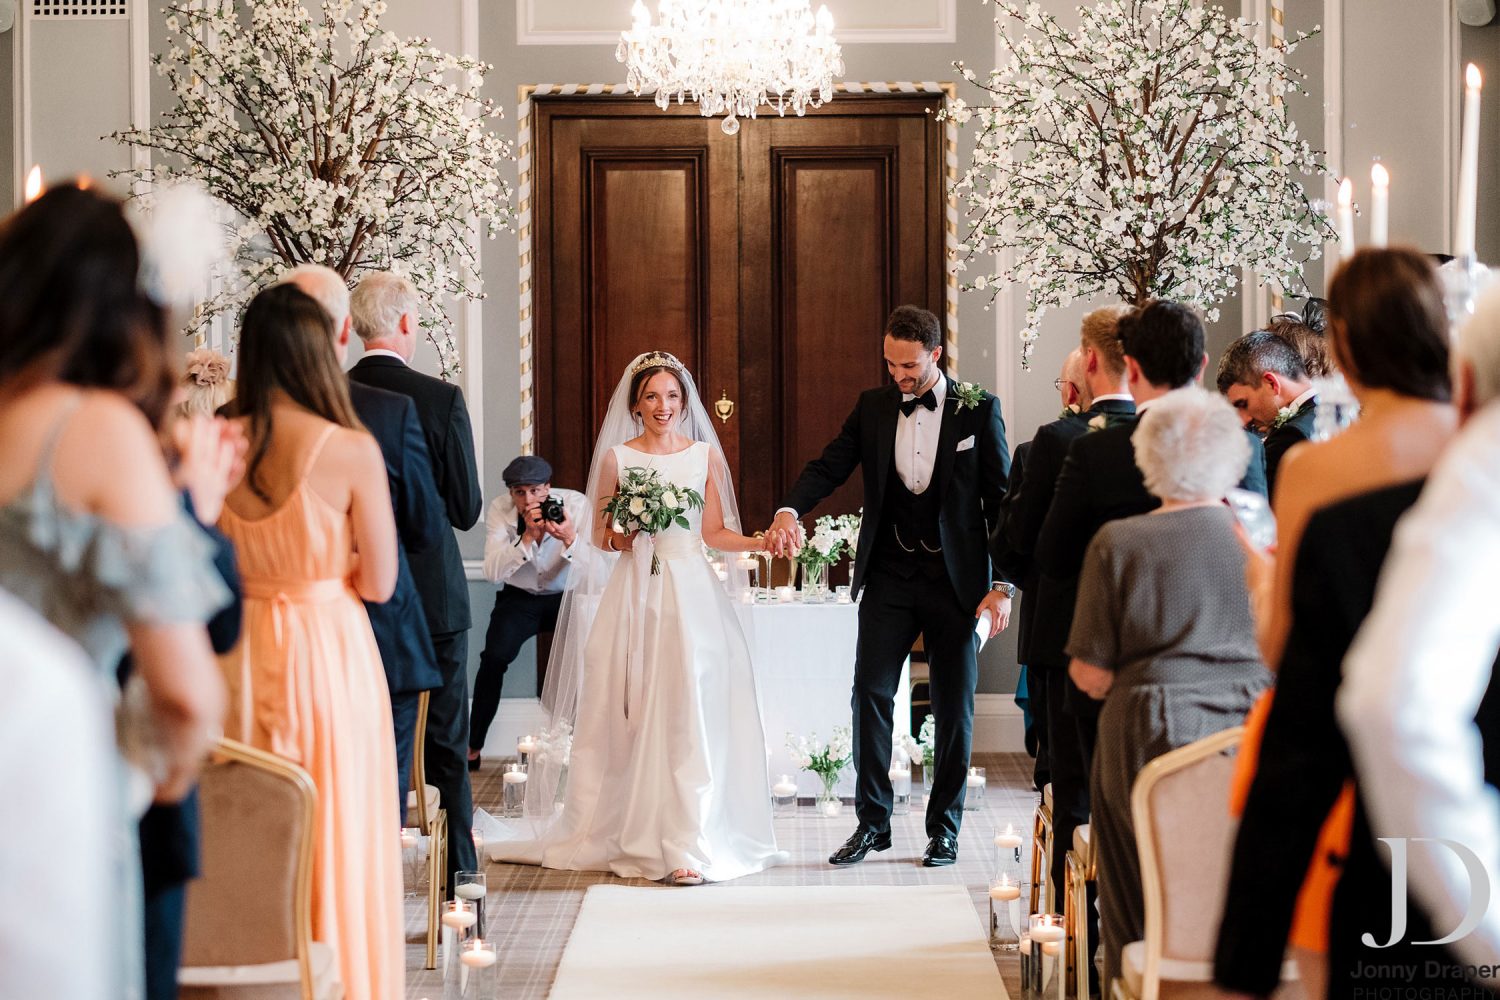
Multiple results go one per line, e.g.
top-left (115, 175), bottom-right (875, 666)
top-left (991, 581), bottom-right (1017, 598)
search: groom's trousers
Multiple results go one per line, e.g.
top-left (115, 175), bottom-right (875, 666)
top-left (853, 559), bottom-right (979, 840)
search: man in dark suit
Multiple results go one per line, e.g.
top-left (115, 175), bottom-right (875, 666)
top-left (279, 265), bottom-right (451, 821)
top-left (769, 305), bottom-right (1012, 868)
top-left (348, 270), bottom-right (482, 887)
top-left (1216, 328), bottom-right (1318, 495)
top-left (1034, 301), bottom-right (1266, 993)
top-left (994, 309), bottom-right (1137, 804)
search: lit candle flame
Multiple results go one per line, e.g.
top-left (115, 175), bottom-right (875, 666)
top-left (1337, 177), bottom-right (1353, 207)
top-left (76, 174), bottom-right (93, 191)
top-left (1370, 163), bottom-right (1389, 189)
top-left (1468, 63), bottom-right (1483, 91)
top-left (816, 5), bottom-right (834, 32)
top-left (630, 0), bottom-right (648, 24)
top-left (23, 165), bottom-right (43, 203)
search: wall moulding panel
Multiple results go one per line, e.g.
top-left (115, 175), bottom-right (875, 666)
top-left (517, 0), bottom-right (956, 45)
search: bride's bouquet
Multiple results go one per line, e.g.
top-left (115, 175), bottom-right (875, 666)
top-left (601, 466), bottom-right (705, 574)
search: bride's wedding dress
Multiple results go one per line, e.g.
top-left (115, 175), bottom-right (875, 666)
top-left (489, 440), bottom-right (786, 882)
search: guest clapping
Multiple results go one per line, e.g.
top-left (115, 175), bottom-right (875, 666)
top-left (1066, 387), bottom-right (1271, 990)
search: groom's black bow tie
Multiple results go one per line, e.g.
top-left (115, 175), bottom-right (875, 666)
top-left (900, 388), bottom-right (938, 417)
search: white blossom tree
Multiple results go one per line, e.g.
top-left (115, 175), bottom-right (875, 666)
top-left (114, 0), bottom-right (514, 377)
top-left (944, 0), bottom-right (1334, 364)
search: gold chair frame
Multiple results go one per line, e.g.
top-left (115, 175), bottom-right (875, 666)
top-left (412, 689), bottom-right (449, 971)
top-left (1065, 824), bottom-right (1097, 998)
top-left (200, 738), bottom-right (320, 1000)
top-left (1029, 785), bottom-right (1055, 915)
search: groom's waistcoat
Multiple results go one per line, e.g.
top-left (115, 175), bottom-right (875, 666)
top-left (871, 465), bottom-right (945, 575)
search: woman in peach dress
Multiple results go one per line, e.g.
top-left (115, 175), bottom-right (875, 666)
top-left (217, 284), bottom-right (403, 1000)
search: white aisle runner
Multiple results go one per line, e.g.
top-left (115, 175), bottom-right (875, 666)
top-left (548, 883), bottom-right (1008, 999)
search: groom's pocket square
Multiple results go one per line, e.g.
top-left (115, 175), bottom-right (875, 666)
top-left (956, 435), bottom-right (975, 452)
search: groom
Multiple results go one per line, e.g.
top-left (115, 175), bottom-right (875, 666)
top-left (769, 305), bottom-right (1013, 866)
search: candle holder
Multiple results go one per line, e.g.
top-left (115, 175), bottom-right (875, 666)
top-left (439, 898), bottom-right (479, 983)
top-left (400, 826), bottom-right (424, 897)
top-left (993, 822), bottom-right (1025, 872)
top-left (834, 584), bottom-right (852, 604)
top-left (770, 773), bottom-right (799, 816)
top-left (515, 734), bottom-right (537, 768)
top-left (501, 763), bottom-right (528, 818)
top-left (888, 749), bottom-right (912, 816)
top-left (453, 871), bottom-right (487, 939)
top-left (445, 936), bottom-right (497, 999)
top-left (1022, 913), bottom-right (1066, 999)
top-left (988, 874), bottom-right (1027, 949)
top-left (965, 766), bottom-right (987, 809)
top-left (471, 830), bottom-right (486, 868)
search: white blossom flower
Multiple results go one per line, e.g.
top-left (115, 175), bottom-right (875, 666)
top-left (940, 0), bottom-right (1334, 367)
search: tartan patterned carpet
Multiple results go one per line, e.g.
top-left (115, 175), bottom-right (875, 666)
top-left (405, 752), bottom-right (1038, 999)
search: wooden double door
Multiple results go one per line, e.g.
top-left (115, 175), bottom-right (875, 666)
top-left (532, 92), bottom-right (946, 531)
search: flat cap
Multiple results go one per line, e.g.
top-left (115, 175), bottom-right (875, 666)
top-left (503, 455), bottom-right (553, 488)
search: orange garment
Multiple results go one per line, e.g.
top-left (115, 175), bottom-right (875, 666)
top-left (1230, 688), bottom-right (1355, 954)
top-left (219, 426), bottom-right (403, 1000)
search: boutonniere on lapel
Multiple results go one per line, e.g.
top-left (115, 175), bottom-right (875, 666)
top-left (1271, 405), bottom-right (1297, 430)
top-left (1059, 403), bottom-right (1082, 420)
top-left (952, 381), bottom-right (985, 411)
top-left (1087, 414), bottom-right (1108, 431)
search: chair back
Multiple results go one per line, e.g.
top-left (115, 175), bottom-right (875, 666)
top-left (181, 739), bottom-right (317, 990)
top-left (1130, 727), bottom-right (1244, 1000)
top-left (412, 689), bottom-right (432, 831)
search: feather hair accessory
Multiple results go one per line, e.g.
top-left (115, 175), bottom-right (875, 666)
top-left (126, 180), bottom-right (232, 311)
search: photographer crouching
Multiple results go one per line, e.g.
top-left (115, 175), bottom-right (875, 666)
top-left (468, 455), bottom-right (589, 769)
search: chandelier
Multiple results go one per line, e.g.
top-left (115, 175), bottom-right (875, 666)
top-left (617, 0), bottom-right (845, 135)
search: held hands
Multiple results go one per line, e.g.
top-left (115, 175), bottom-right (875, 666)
top-left (975, 590), bottom-right (1012, 639)
top-left (172, 415), bottom-right (247, 525)
top-left (765, 511), bottom-right (805, 558)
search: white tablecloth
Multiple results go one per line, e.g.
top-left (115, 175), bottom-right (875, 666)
top-left (735, 600), bottom-right (910, 798)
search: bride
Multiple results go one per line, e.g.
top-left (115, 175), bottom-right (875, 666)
top-left (486, 351), bottom-right (786, 885)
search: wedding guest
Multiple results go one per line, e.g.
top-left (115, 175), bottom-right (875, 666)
top-left (1067, 387), bottom-right (1270, 990)
top-left (1334, 284), bottom-right (1500, 993)
top-left (1216, 247), bottom-right (1457, 1000)
top-left (471, 455), bottom-right (588, 767)
top-left (0, 590), bottom-right (114, 1000)
top-left (1033, 300), bottom-right (1264, 988)
top-left (1268, 312), bottom-right (1332, 379)
top-left (218, 284), bottom-right (403, 1000)
top-left (179, 347), bottom-right (233, 418)
top-left (1216, 330), bottom-right (1317, 494)
top-left (277, 264), bottom-right (447, 814)
top-left (0, 185), bottom-right (230, 999)
top-left (350, 270), bottom-right (481, 884)
top-left (995, 307), bottom-right (1135, 819)
top-left (1254, 247), bottom-right (1455, 670)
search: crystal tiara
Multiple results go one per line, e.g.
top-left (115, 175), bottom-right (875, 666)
top-left (630, 351), bottom-right (685, 376)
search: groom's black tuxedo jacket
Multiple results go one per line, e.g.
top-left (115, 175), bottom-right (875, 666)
top-left (781, 376), bottom-right (1011, 611)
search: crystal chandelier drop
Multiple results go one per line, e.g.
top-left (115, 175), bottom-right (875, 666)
top-left (617, 0), bottom-right (845, 136)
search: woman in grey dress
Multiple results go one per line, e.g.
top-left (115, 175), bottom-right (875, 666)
top-left (1067, 387), bottom-right (1272, 990)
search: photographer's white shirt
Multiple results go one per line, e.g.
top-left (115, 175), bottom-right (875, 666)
top-left (483, 487), bottom-right (589, 594)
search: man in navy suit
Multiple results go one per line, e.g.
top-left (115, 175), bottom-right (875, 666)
top-left (279, 266), bottom-right (450, 822)
top-left (770, 305), bottom-right (1013, 868)
top-left (1216, 329), bottom-right (1319, 495)
top-left (348, 271), bottom-right (483, 889)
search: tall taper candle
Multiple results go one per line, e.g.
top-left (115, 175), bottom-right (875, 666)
top-left (1457, 64), bottom-right (1483, 259)
top-left (1370, 163), bottom-right (1390, 248)
top-left (1337, 178), bottom-right (1355, 261)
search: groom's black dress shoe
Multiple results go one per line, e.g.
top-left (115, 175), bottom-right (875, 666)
top-left (922, 834), bottom-right (958, 867)
top-left (828, 828), bottom-right (892, 866)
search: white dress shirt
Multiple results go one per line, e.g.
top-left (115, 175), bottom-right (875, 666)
top-left (895, 375), bottom-right (947, 495)
top-left (358, 347), bottom-right (407, 364)
top-left (1338, 403), bottom-right (1500, 975)
top-left (483, 487), bottom-right (590, 594)
top-left (0, 590), bottom-right (114, 1000)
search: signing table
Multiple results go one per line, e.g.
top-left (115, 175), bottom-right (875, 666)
top-left (734, 598), bottom-right (910, 798)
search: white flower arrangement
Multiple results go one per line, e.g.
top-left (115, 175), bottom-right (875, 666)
top-left (942, 0), bottom-right (1335, 366)
top-left (797, 512), bottom-right (861, 570)
top-left (113, 0), bottom-right (516, 378)
top-left (911, 714), bottom-right (936, 767)
top-left (534, 721), bottom-right (573, 768)
top-left (786, 727), bottom-right (853, 786)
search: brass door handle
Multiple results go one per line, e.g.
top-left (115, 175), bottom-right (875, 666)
top-left (714, 390), bottom-right (735, 424)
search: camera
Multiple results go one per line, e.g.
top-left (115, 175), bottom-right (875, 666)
top-left (539, 496), bottom-right (566, 523)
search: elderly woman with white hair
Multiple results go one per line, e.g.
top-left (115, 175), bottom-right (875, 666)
top-left (1066, 386), bottom-right (1272, 989)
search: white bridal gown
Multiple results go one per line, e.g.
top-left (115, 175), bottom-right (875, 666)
top-left (494, 441), bottom-right (786, 882)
